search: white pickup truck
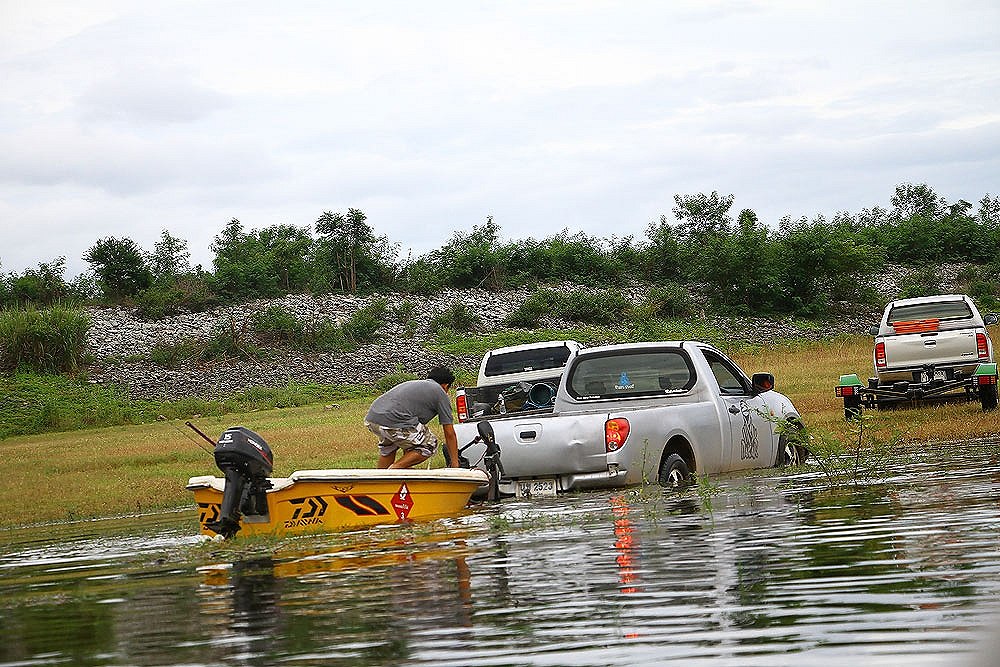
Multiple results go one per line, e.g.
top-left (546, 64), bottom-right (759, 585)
top-left (836, 294), bottom-right (999, 416)
top-left (453, 340), bottom-right (804, 496)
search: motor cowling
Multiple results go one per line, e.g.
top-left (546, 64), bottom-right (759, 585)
top-left (206, 426), bottom-right (274, 538)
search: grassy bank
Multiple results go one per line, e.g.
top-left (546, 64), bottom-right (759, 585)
top-left (3, 332), bottom-right (1000, 530)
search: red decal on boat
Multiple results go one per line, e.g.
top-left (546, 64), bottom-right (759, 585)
top-left (391, 483), bottom-right (414, 521)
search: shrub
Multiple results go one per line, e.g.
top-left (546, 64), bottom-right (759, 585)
top-left (201, 317), bottom-right (261, 360)
top-left (634, 282), bottom-right (695, 319)
top-left (0, 305), bottom-right (90, 373)
top-left (374, 367), bottom-right (419, 394)
top-left (555, 288), bottom-right (628, 324)
top-left (149, 340), bottom-right (202, 369)
top-left (429, 302), bottom-right (482, 333)
top-left (251, 305), bottom-right (305, 346)
top-left (897, 267), bottom-right (942, 299)
top-left (134, 274), bottom-right (220, 320)
top-left (503, 292), bottom-right (552, 328)
top-left (308, 298), bottom-right (389, 352)
top-left (391, 299), bottom-right (418, 337)
top-left (503, 287), bottom-right (629, 327)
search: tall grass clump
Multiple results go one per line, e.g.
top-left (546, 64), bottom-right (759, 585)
top-left (0, 305), bottom-right (90, 373)
top-left (801, 412), bottom-right (899, 488)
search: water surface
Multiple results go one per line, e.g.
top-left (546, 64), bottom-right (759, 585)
top-left (2, 442), bottom-right (999, 666)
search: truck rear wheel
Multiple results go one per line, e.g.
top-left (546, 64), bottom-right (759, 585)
top-left (981, 384), bottom-right (998, 412)
top-left (658, 453), bottom-right (691, 489)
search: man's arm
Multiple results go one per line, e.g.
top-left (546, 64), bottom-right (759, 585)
top-left (442, 423), bottom-right (460, 468)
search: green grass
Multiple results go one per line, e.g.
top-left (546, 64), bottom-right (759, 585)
top-left (0, 372), bottom-right (371, 440)
top-left (5, 325), bottom-right (1000, 529)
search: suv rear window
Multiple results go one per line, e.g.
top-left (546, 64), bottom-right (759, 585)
top-left (483, 345), bottom-right (574, 377)
top-left (567, 349), bottom-right (695, 399)
top-left (889, 300), bottom-right (972, 323)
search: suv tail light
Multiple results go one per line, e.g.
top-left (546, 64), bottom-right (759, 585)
top-left (456, 389), bottom-right (468, 423)
top-left (977, 333), bottom-right (990, 359)
top-left (605, 418), bottom-right (630, 452)
top-left (875, 341), bottom-right (887, 369)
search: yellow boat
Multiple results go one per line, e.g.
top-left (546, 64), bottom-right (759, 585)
top-left (187, 467), bottom-right (489, 537)
top-left (185, 422), bottom-right (500, 538)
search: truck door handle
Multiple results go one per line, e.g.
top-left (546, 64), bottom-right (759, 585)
top-left (924, 340), bottom-right (936, 347)
top-left (728, 405), bottom-right (740, 414)
top-left (519, 430), bottom-right (537, 439)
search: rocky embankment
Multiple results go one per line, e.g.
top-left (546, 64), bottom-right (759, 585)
top-left (84, 287), bottom-right (879, 401)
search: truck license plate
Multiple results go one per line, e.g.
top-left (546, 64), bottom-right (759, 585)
top-left (515, 478), bottom-right (557, 498)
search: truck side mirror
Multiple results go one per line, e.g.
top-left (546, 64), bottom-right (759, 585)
top-left (751, 373), bottom-right (775, 394)
top-left (985, 313), bottom-right (999, 326)
top-left (868, 325), bottom-right (880, 336)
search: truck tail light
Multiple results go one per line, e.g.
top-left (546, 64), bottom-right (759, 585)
top-left (836, 385), bottom-right (857, 397)
top-left (977, 333), bottom-right (990, 359)
top-left (875, 342), bottom-right (887, 369)
top-left (977, 374), bottom-right (997, 386)
top-left (605, 418), bottom-right (630, 452)
top-left (456, 390), bottom-right (468, 423)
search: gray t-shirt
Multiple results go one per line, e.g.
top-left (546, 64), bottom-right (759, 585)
top-left (365, 379), bottom-right (454, 428)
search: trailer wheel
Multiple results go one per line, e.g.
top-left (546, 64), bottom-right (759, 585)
top-left (981, 384), bottom-right (999, 412)
top-left (844, 395), bottom-right (862, 421)
top-left (658, 453), bottom-right (691, 489)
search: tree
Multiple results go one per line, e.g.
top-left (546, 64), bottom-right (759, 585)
top-left (640, 215), bottom-right (682, 282)
top-left (3, 257), bottom-right (71, 306)
top-left (83, 237), bottom-right (152, 302)
top-left (671, 191), bottom-right (735, 244)
top-left (977, 194), bottom-right (1000, 229)
top-left (890, 183), bottom-right (944, 220)
top-left (315, 208), bottom-right (399, 293)
top-left (211, 218), bottom-right (315, 298)
top-left (257, 224), bottom-right (314, 292)
top-left (149, 230), bottom-right (191, 283)
top-left (775, 215), bottom-right (884, 315)
top-left (430, 216), bottom-right (512, 290)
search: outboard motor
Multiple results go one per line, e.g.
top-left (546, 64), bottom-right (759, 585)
top-left (206, 426), bottom-right (274, 539)
top-left (453, 420), bottom-right (505, 501)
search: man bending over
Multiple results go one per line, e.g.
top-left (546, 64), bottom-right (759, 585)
top-left (364, 366), bottom-right (460, 469)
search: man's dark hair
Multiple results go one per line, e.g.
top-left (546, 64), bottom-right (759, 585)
top-left (428, 366), bottom-right (456, 385)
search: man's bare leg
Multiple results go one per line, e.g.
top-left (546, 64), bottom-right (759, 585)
top-left (389, 449), bottom-right (430, 469)
top-left (377, 452), bottom-right (397, 468)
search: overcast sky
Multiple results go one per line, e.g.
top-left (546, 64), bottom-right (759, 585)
top-left (2, 1), bottom-right (999, 277)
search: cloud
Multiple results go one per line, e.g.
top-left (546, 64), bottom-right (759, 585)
top-left (1, 1), bottom-right (999, 278)
top-left (78, 66), bottom-right (231, 126)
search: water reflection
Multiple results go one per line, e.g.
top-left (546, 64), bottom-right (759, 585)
top-left (1, 445), bottom-right (1000, 666)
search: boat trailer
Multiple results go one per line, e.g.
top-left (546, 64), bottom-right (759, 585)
top-left (835, 362), bottom-right (998, 420)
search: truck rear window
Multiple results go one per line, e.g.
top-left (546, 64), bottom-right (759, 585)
top-left (483, 345), bottom-right (573, 377)
top-left (889, 301), bottom-right (972, 324)
top-left (567, 350), bottom-right (695, 398)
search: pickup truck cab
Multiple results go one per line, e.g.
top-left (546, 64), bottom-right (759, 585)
top-left (454, 340), bottom-right (803, 496)
top-left (836, 294), bottom-right (999, 416)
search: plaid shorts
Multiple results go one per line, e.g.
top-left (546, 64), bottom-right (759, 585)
top-left (365, 421), bottom-right (438, 459)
